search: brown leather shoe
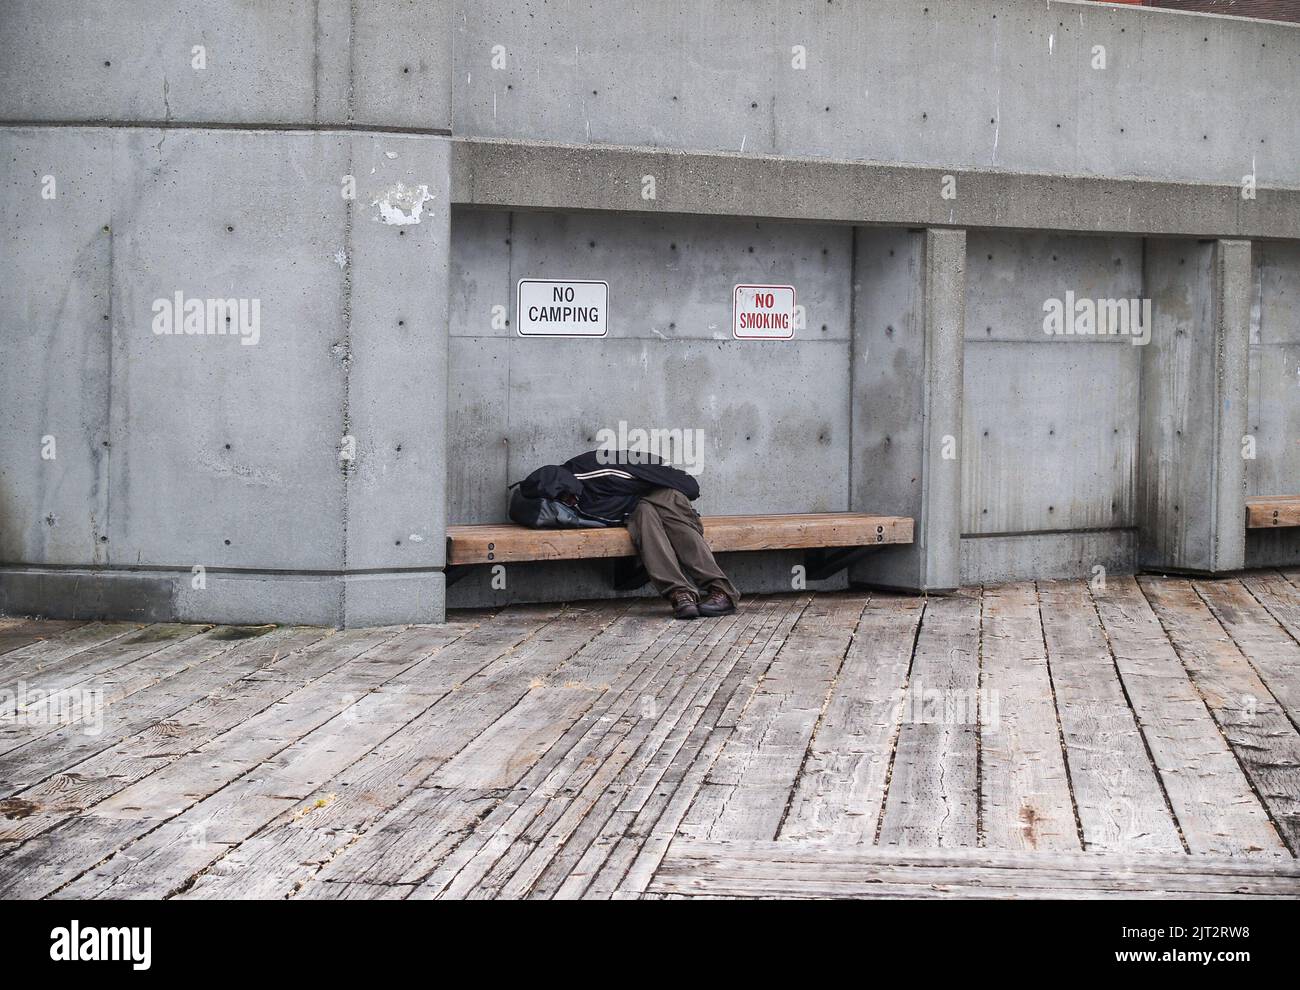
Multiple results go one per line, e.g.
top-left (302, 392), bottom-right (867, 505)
top-left (697, 589), bottom-right (736, 617)
top-left (669, 590), bottom-right (700, 620)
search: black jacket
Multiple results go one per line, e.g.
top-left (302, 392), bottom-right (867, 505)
top-left (562, 449), bottom-right (700, 524)
top-left (507, 464), bottom-right (609, 529)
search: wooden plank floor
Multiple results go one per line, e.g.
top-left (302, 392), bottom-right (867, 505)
top-left (2, 572), bottom-right (1300, 900)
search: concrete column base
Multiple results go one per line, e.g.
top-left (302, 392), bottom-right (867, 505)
top-left (0, 567), bottom-right (446, 628)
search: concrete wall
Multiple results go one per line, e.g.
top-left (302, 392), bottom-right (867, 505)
top-left (0, 0), bottom-right (453, 130)
top-left (445, 215), bottom-right (1296, 604)
top-left (446, 208), bottom-right (855, 605)
top-left (1248, 242), bottom-right (1300, 498)
top-left (1246, 242), bottom-right (1300, 566)
top-left (448, 209), bottom-right (851, 518)
top-left (962, 231), bottom-right (1143, 583)
top-left (452, 0), bottom-right (1299, 186)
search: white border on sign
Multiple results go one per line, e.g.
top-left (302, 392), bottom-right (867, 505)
top-left (732, 283), bottom-right (797, 340)
top-left (516, 278), bottom-right (610, 337)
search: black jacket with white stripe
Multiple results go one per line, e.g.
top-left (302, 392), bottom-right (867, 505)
top-left (562, 449), bottom-right (701, 524)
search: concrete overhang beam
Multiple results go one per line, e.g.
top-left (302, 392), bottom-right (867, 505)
top-left (451, 137), bottom-right (1300, 242)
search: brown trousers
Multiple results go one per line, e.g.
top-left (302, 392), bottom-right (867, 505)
top-left (626, 488), bottom-right (739, 605)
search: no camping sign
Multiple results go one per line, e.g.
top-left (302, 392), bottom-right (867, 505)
top-left (733, 284), bottom-right (796, 339)
top-left (517, 278), bottom-right (609, 337)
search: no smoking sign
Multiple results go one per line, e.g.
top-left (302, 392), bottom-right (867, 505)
top-left (733, 284), bottom-right (796, 339)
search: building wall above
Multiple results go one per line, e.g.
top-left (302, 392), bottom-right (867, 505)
top-left (452, 0), bottom-right (1298, 186)
top-left (3, 1), bottom-right (1296, 189)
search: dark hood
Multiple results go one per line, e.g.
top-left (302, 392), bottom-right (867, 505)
top-left (517, 464), bottom-right (583, 501)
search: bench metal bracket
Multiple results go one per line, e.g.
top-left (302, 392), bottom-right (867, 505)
top-left (803, 546), bottom-right (874, 582)
top-left (612, 557), bottom-right (649, 591)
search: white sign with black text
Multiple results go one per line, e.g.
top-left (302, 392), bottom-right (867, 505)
top-left (517, 279), bottom-right (608, 337)
top-left (733, 284), bottom-right (796, 339)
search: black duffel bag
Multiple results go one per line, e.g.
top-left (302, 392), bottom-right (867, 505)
top-left (507, 465), bottom-right (610, 529)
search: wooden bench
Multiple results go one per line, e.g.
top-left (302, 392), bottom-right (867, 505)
top-left (446, 512), bottom-right (914, 589)
top-left (1246, 497), bottom-right (1300, 528)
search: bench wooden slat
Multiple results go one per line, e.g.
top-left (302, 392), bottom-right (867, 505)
top-left (1246, 497), bottom-right (1300, 528)
top-left (446, 513), bottom-right (914, 566)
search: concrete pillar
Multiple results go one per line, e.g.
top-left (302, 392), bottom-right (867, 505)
top-left (0, 2), bottom-right (453, 627)
top-left (849, 227), bottom-right (965, 592)
top-left (339, 134), bottom-right (452, 626)
top-left (1138, 239), bottom-right (1250, 573)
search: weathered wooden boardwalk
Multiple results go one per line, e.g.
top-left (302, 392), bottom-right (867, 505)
top-left (2, 573), bottom-right (1299, 899)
